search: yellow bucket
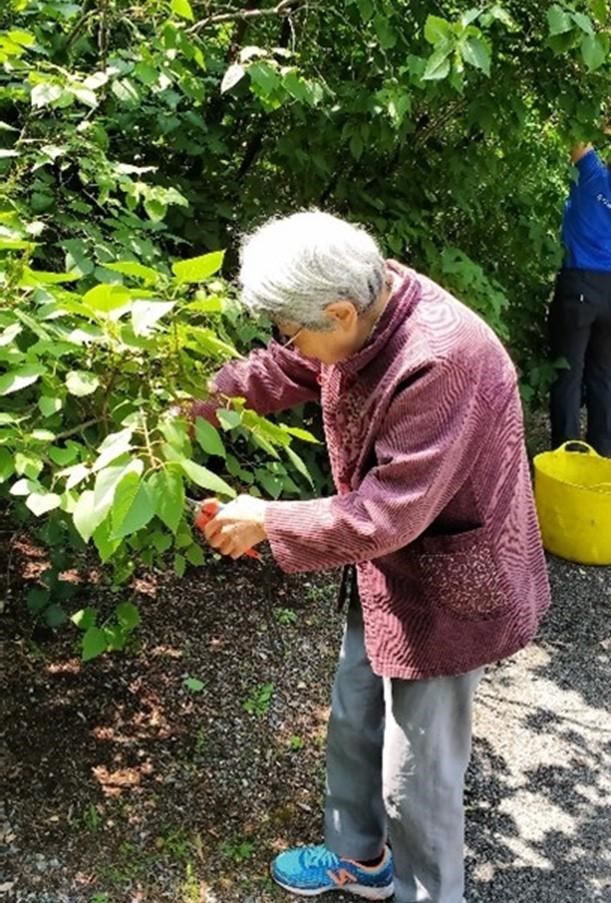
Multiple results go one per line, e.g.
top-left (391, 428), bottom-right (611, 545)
top-left (534, 441), bottom-right (611, 565)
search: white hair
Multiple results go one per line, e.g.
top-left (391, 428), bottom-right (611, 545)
top-left (238, 210), bottom-right (386, 329)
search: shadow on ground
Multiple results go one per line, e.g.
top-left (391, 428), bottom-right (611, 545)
top-left (464, 555), bottom-right (610, 903)
top-left (2, 538), bottom-right (610, 901)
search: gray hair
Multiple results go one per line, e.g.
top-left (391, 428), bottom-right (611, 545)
top-left (238, 210), bottom-right (386, 329)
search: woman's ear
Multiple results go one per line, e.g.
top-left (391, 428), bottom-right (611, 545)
top-left (324, 301), bottom-right (359, 330)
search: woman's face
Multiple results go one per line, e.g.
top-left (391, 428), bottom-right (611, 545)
top-left (274, 300), bottom-right (374, 365)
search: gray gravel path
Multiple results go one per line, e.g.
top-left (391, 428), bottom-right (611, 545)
top-left (464, 555), bottom-right (611, 902)
top-left (2, 553), bottom-right (610, 903)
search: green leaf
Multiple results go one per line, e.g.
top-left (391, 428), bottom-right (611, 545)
top-left (0, 238), bottom-right (34, 251)
top-left (10, 478), bottom-right (41, 497)
top-left (93, 429), bottom-right (133, 471)
top-left (92, 517), bottom-right (122, 562)
top-left (0, 322), bottom-right (22, 346)
top-left (71, 607), bottom-right (97, 630)
top-left (461, 8), bottom-right (481, 27)
top-left (216, 409), bottom-right (242, 431)
top-left (422, 48), bottom-right (452, 81)
top-left (31, 82), bottom-right (63, 108)
top-left (61, 463), bottom-right (90, 490)
top-left (116, 600), bottom-right (140, 631)
top-left (147, 468), bottom-right (185, 533)
top-left (111, 78), bottom-right (140, 106)
top-left (581, 34), bottom-right (607, 70)
top-left (73, 490), bottom-right (100, 543)
top-left (461, 36), bottom-right (491, 75)
top-left (65, 370), bottom-right (100, 397)
top-left (26, 491), bottom-right (61, 516)
top-left (45, 604), bottom-right (67, 628)
top-left (179, 458), bottom-right (236, 498)
top-left (30, 429), bottom-right (56, 442)
top-left (374, 14), bottom-right (397, 49)
top-left (285, 446), bottom-right (314, 488)
top-left (183, 676), bottom-right (205, 692)
top-left (221, 63), bottom-right (246, 93)
top-left (349, 131), bottom-right (363, 160)
top-left (105, 261), bottom-right (161, 284)
top-left (174, 552), bottom-right (186, 577)
top-left (94, 458), bottom-right (143, 517)
top-left (590, 0), bottom-right (607, 24)
top-left (131, 299), bottom-right (175, 336)
top-left (279, 424), bottom-right (319, 444)
top-left (49, 445), bottom-right (79, 466)
top-left (160, 418), bottom-right (190, 455)
top-left (187, 293), bottom-right (224, 314)
top-left (110, 472), bottom-right (155, 538)
top-left (185, 543), bottom-right (205, 566)
top-left (152, 531), bottom-right (172, 553)
top-left (14, 452), bottom-right (43, 478)
top-left (27, 587), bottom-right (50, 613)
top-left (143, 198), bottom-right (167, 222)
top-left (62, 239), bottom-right (94, 277)
top-left (185, 327), bottom-right (240, 359)
top-left (257, 469), bottom-right (283, 499)
top-left (571, 12), bottom-right (594, 34)
top-left (482, 5), bottom-right (517, 29)
top-left (248, 61), bottom-right (281, 99)
top-left (424, 15), bottom-right (451, 45)
top-left (0, 447), bottom-right (15, 483)
top-left (171, 0), bottom-right (194, 20)
top-left (82, 626), bottom-right (108, 661)
top-left (38, 395), bottom-right (63, 417)
top-left (195, 418), bottom-right (226, 458)
top-left (547, 4), bottom-right (573, 35)
top-left (172, 251), bottom-right (225, 284)
top-left (0, 364), bottom-right (43, 395)
top-left (82, 283), bottom-right (131, 313)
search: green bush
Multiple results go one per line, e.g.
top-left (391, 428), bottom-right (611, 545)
top-left (0, 233), bottom-right (318, 653)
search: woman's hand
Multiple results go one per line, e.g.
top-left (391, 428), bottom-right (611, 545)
top-left (202, 495), bottom-right (268, 559)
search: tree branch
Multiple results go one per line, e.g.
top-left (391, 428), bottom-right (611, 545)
top-left (188, 0), bottom-right (307, 35)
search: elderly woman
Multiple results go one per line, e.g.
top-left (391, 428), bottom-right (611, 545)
top-left (195, 211), bottom-right (551, 903)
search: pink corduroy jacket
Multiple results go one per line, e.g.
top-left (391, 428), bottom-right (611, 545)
top-left (201, 262), bottom-right (551, 679)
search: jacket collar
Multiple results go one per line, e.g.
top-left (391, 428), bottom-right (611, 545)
top-left (334, 260), bottom-right (421, 376)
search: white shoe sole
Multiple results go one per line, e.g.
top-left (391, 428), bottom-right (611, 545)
top-left (273, 878), bottom-right (395, 899)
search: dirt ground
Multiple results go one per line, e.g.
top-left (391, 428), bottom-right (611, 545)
top-left (2, 525), bottom-right (610, 903)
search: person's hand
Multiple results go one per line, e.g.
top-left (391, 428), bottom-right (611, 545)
top-left (202, 495), bottom-right (268, 559)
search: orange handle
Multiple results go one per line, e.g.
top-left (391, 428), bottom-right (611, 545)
top-left (194, 500), bottom-right (260, 560)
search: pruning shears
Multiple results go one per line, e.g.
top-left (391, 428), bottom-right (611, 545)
top-left (187, 497), bottom-right (261, 560)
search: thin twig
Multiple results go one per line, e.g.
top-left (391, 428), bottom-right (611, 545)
top-left (54, 418), bottom-right (101, 442)
top-left (188, 0), bottom-right (306, 35)
top-left (140, 415), bottom-right (156, 469)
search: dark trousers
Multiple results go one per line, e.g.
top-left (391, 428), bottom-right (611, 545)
top-left (549, 268), bottom-right (611, 457)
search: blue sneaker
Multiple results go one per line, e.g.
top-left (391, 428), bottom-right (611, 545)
top-left (271, 843), bottom-right (394, 899)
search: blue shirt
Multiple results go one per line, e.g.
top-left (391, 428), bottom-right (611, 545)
top-left (561, 148), bottom-right (611, 272)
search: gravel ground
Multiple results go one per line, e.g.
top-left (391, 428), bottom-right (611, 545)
top-left (2, 513), bottom-right (610, 902)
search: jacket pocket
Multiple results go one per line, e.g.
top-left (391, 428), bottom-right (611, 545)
top-left (414, 528), bottom-right (508, 619)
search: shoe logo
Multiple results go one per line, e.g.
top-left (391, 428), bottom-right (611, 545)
top-left (327, 867), bottom-right (356, 887)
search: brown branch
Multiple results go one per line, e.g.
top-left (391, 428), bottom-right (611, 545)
top-left (188, 0), bottom-right (307, 35)
top-left (54, 418), bottom-right (101, 441)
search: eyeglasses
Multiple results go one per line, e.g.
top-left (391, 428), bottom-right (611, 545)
top-left (272, 324), bottom-right (304, 349)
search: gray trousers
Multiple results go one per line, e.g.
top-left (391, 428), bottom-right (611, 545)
top-left (324, 601), bottom-right (482, 903)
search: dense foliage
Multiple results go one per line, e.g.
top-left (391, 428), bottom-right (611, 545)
top-left (1, 0), bottom-right (609, 652)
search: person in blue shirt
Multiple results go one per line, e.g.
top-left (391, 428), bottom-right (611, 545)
top-left (549, 142), bottom-right (611, 456)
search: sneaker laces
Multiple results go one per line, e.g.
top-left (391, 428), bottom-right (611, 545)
top-left (302, 845), bottom-right (341, 870)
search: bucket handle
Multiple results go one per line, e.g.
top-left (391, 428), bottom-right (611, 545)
top-left (554, 441), bottom-right (601, 457)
